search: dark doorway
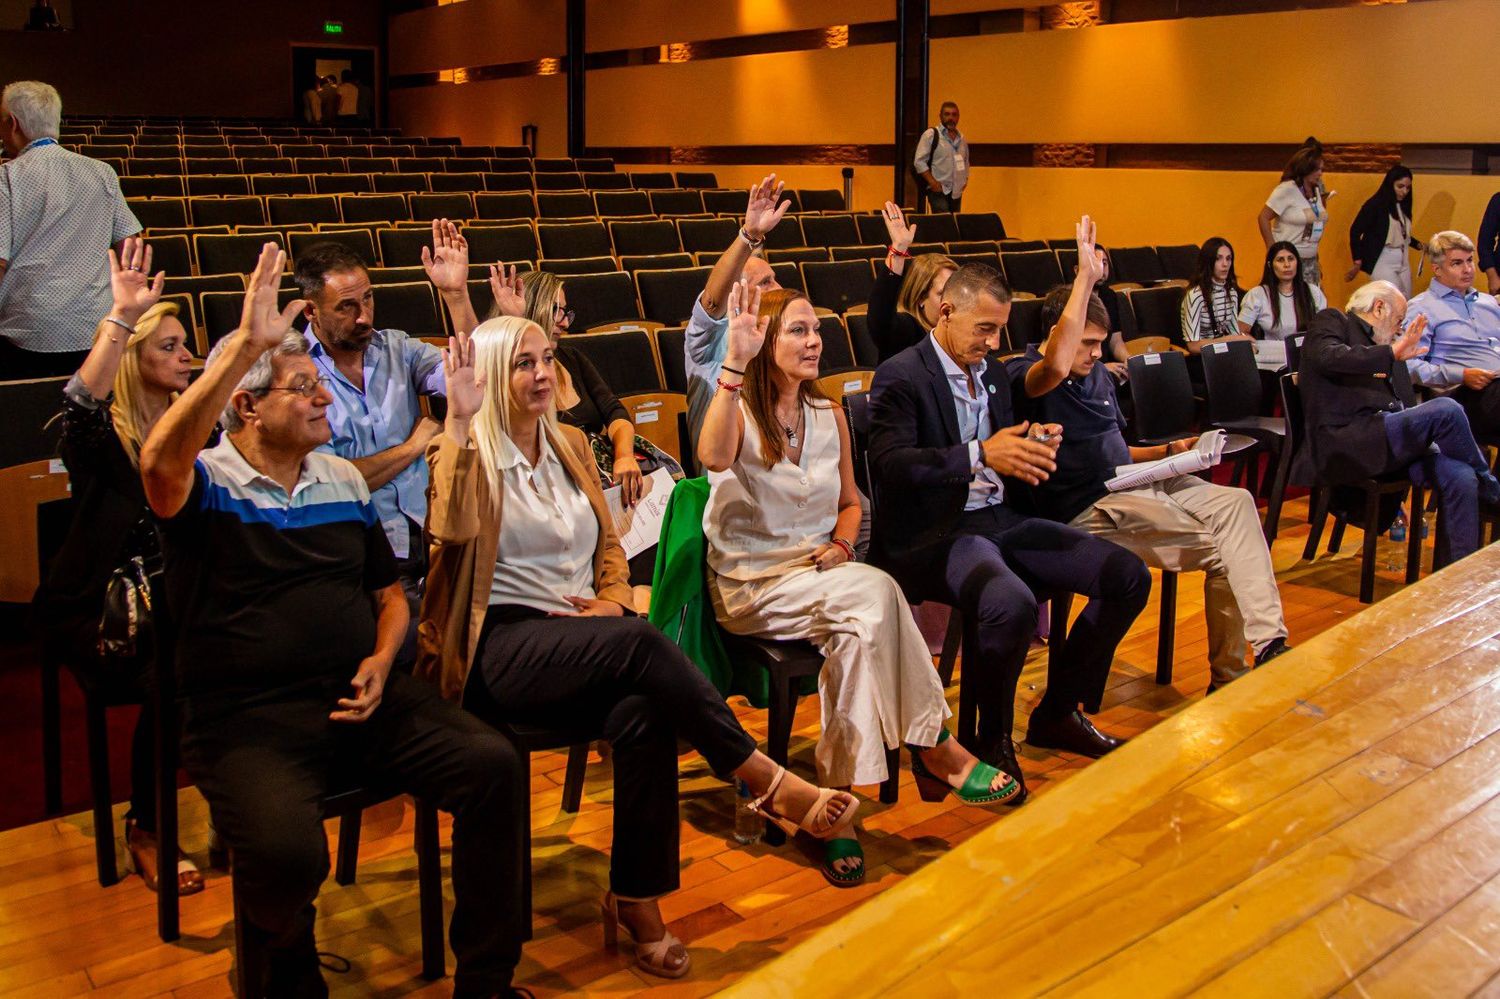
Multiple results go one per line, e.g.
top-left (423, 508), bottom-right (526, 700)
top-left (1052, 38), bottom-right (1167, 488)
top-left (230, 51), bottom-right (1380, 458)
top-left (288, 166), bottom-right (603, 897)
top-left (291, 45), bottom-right (378, 125)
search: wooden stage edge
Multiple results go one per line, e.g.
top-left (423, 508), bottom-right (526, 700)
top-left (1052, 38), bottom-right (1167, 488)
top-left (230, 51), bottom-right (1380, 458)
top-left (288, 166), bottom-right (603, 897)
top-left (729, 543), bottom-right (1500, 998)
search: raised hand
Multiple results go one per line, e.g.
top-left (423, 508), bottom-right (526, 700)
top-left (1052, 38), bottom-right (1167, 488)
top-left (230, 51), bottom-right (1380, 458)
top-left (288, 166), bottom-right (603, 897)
top-left (1075, 214), bottom-right (1105, 285)
top-left (487, 263), bottom-right (526, 318)
top-left (1391, 312), bottom-right (1428, 362)
top-left (882, 201), bottom-right (917, 253)
top-left (420, 218), bottom-right (470, 295)
top-left (744, 173), bottom-right (792, 241)
top-left (108, 237), bottom-right (165, 326)
top-left (238, 243), bottom-right (306, 353)
top-left (723, 278), bottom-right (768, 370)
top-left (442, 329), bottom-right (487, 423)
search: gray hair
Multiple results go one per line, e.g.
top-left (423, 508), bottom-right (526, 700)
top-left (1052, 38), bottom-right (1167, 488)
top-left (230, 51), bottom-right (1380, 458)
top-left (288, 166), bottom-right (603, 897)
top-left (1, 81), bottom-right (62, 141)
top-left (1346, 280), bottom-right (1404, 318)
top-left (941, 263), bottom-right (1012, 309)
top-left (1426, 230), bottom-right (1475, 266)
top-left (205, 330), bottom-right (309, 432)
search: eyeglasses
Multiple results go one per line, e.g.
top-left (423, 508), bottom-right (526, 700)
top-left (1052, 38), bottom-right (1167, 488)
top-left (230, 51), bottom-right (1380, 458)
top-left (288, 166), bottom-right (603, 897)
top-left (552, 303), bottom-right (575, 328)
top-left (260, 376), bottom-right (329, 399)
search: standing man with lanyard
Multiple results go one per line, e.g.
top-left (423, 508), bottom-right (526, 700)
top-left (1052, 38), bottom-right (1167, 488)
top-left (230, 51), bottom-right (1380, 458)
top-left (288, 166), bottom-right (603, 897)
top-left (914, 102), bottom-right (969, 213)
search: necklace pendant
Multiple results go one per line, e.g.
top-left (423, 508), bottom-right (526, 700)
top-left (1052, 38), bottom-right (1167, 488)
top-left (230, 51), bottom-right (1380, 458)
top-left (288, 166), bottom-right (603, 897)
top-left (785, 427), bottom-right (799, 448)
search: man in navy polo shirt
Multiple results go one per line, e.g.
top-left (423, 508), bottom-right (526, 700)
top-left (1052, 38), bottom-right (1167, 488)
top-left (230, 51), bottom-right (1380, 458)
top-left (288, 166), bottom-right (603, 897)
top-left (1007, 222), bottom-right (1288, 695)
top-left (140, 244), bottom-right (526, 998)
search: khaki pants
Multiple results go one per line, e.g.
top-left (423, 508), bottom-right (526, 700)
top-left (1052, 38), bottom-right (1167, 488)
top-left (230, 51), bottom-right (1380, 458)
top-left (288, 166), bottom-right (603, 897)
top-left (1070, 476), bottom-right (1286, 685)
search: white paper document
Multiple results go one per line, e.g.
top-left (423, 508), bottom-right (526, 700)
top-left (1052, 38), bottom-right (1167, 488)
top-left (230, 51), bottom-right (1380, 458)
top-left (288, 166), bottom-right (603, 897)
top-left (1252, 339), bottom-right (1287, 371)
top-left (602, 467), bottom-right (675, 559)
top-left (1105, 428), bottom-right (1227, 492)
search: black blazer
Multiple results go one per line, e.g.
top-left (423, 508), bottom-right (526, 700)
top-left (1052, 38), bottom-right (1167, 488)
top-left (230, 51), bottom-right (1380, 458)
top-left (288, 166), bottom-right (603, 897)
top-left (867, 335), bottom-right (1017, 570)
top-left (1347, 196), bottom-right (1421, 277)
top-left (867, 264), bottom-right (929, 363)
top-left (1299, 307), bottom-right (1416, 483)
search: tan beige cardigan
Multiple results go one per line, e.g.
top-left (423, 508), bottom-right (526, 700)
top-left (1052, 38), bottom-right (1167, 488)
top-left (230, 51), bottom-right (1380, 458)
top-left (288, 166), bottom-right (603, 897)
top-left (415, 424), bottom-right (633, 702)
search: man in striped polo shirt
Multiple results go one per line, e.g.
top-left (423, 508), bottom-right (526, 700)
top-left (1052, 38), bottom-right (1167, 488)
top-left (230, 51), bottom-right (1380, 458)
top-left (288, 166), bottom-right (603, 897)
top-left (140, 244), bottom-right (527, 999)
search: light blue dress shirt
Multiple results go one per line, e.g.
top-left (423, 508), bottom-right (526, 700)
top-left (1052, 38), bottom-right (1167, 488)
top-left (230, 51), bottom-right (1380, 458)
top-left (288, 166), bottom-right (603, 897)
top-left (305, 328), bottom-right (445, 558)
top-left (1405, 280), bottom-right (1500, 387)
top-left (684, 296), bottom-right (730, 446)
top-left (929, 333), bottom-right (1004, 511)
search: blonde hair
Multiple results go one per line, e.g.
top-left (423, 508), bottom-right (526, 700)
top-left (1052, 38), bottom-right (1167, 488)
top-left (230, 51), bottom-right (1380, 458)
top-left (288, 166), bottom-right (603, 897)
top-left (742, 290), bottom-right (830, 468)
top-left (514, 270), bottom-right (564, 336)
top-left (896, 253), bottom-right (958, 329)
top-left (106, 301), bottom-right (182, 465)
top-left (468, 316), bottom-right (560, 495)
top-left (1426, 230), bottom-right (1475, 266)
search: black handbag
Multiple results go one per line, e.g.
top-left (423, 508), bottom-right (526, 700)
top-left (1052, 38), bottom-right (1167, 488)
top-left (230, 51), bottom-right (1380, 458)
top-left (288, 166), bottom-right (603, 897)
top-left (98, 554), bottom-right (156, 663)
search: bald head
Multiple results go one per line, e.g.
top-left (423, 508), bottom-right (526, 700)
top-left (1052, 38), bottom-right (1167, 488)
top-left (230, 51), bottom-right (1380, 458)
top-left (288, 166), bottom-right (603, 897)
top-left (741, 255), bottom-right (780, 295)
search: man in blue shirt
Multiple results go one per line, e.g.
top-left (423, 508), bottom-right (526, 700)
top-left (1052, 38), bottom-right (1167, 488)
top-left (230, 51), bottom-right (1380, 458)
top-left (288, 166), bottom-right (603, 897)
top-left (295, 220), bottom-right (476, 663)
top-left (683, 173), bottom-right (790, 446)
top-left (1008, 221), bottom-right (1288, 695)
top-left (1405, 230), bottom-right (1500, 440)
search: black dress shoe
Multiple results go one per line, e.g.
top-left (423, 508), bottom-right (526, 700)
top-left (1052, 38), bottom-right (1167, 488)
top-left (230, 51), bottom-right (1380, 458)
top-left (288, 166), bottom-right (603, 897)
top-left (1254, 637), bottom-right (1291, 668)
top-left (1026, 709), bottom-right (1125, 759)
top-left (994, 746), bottom-right (1029, 806)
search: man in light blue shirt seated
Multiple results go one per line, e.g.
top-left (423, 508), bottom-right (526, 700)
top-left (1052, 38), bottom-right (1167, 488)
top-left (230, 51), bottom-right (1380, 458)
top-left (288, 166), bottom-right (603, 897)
top-left (295, 220), bottom-right (479, 663)
top-left (1405, 229), bottom-right (1500, 440)
top-left (684, 174), bottom-right (791, 447)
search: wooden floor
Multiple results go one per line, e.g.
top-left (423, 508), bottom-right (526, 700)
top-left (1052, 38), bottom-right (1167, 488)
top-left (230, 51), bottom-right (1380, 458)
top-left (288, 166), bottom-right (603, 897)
top-left (0, 496), bottom-right (1479, 998)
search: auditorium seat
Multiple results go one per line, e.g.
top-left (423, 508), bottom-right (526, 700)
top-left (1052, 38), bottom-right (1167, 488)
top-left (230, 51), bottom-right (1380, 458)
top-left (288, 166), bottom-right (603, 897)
top-left (374, 174), bottom-right (430, 194)
top-left (566, 330), bottom-right (663, 395)
top-left (442, 157), bottom-right (490, 173)
top-left (185, 157), bottom-right (238, 176)
top-left (800, 260), bottom-right (876, 314)
top-left (238, 157), bottom-right (293, 174)
top-left (910, 213), bottom-right (962, 243)
top-left (676, 217), bottom-right (738, 255)
top-left (797, 190), bottom-right (846, 212)
top-left (489, 158), bottom-right (532, 174)
top-left (398, 156), bottom-right (446, 174)
top-left (609, 220), bottom-right (682, 256)
top-left (701, 190), bottom-right (746, 216)
top-left (339, 193), bottom-right (412, 224)
top-left (195, 233), bottom-right (286, 276)
top-left (409, 192), bottom-right (475, 221)
top-left (377, 228), bottom-right (438, 268)
top-left (313, 174), bottom-right (374, 195)
top-left (368, 266), bottom-right (429, 286)
top-left (1125, 285), bottom-right (1186, 342)
top-left (763, 216), bottom-right (806, 250)
top-left (619, 252), bottom-right (694, 274)
top-left (466, 224), bottom-right (541, 264)
top-left (120, 175), bottom-right (185, 198)
top-left (267, 195), bottom-right (340, 226)
top-left (483, 172), bottom-right (533, 193)
top-left (674, 171), bottom-right (719, 189)
top-left (475, 192), bottom-right (537, 221)
top-left (1000, 250), bottom-right (1066, 297)
top-left (536, 192), bottom-right (597, 219)
top-left (1005, 297), bottom-right (1046, 348)
top-left (770, 261), bottom-right (804, 292)
top-left (538, 221), bottom-right (612, 260)
top-left (250, 175), bottom-right (312, 196)
top-left (429, 172), bottom-right (485, 193)
top-left (948, 239), bottom-right (1001, 255)
top-left (829, 245), bottom-right (885, 261)
top-left (346, 157), bottom-right (397, 174)
top-left (533, 172), bottom-right (585, 191)
top-left (190, 196), bottom-right (267, 227)
top-left (126, 157), bottom-right (184, 176)
top-left (1156, 244), bottom-right (1199, 282)
top-left (374, 283), bottom-right (444, 337)
top-left (290, 229), bottom-right (377, 267)
top-left (957, 212), bottom-right (1008, 241)
top-left (949, 251), bottom-right (1002, 270)
top-left (768, 247), bottom-right (831, 265)
top-left (593, 191), bottom-right (653, 217)
top-left (636, 267), bottom-right (712, 326)
top-left (186, 175), bottom-right (253, 198)
top-left (583, 172), bottom-right (631, 190)
top-left (562, 272), bottom-right (646, 332)
top-left (799, 215), bottom-right (861, 249)
top-left (650, 190), bottom-right (705, 216)
top-left (280, 143), bottom-right (324, 158)
top-left (455, 145), bottom-right (494, 158)
top-left (574, 156), bottom-right (614, 172)
top-left (537, 256), bottom-right (618, 276)
top-left (533, 158), bottom-right (576, 173)
top-left (1056, 247), bottom-right (1079, 277)
top-left (629, 172), bottom-right (675, 190)
top-left (128, 197), bottom-right (189, 230)
top-left (1000, 238), bottom-right (1047, 252)
top-left (1109, 246), bottom-right (1167, 286)
top-left (814, 316), bottom-right (859, 374)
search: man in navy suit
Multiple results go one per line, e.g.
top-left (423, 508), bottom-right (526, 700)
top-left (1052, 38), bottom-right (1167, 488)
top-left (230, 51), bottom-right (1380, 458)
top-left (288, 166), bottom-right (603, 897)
top-left (868, 257), bottom-right (1149, 796)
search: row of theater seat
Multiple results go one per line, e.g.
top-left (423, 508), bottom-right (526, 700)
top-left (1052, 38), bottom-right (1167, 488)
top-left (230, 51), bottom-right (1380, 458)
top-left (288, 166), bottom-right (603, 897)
top-left (118, 173), bottom-right (715, 200)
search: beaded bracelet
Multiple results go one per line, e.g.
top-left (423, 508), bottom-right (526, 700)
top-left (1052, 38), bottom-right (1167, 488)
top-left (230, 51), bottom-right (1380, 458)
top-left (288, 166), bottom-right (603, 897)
top-left (831, 537), bottom-right (856, 561)
top-left (888, 246), bottom-right (912, 259)
top-left (717, 378), bottom-right (743, 392)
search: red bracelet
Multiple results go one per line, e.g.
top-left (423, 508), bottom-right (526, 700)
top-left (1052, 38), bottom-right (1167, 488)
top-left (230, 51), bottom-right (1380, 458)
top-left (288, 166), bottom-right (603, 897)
top-left (888, 245), bottom-right (912, 259)
top-left (831, 537), bottom-right (855, 561)
top-left (717, 378), bottom-right (743, 392)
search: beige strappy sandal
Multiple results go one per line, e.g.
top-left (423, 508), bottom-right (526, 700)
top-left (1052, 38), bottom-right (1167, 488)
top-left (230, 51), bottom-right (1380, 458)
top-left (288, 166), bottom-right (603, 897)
top-left (746, 765), bottom-right (860, 840)
top-left (602, 892), bottom-right (691, 980)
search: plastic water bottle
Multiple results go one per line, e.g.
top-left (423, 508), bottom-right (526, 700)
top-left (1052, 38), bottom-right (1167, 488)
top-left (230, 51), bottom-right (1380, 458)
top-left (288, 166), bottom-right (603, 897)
top-left (1389, 510), bottom-right (1407, 542)
top-left (733, 780), bottom-right (763, 845)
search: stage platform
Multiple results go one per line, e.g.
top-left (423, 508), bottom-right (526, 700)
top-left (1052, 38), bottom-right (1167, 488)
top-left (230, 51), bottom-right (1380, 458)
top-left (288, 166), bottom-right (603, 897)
top-left (1, 497), bottom-right (1491, 997)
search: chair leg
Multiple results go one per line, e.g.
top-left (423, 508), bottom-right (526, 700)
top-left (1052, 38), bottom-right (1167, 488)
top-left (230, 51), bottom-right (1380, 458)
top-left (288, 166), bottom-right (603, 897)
top-left (334, 811), bottom-right (362, 886)
top-left (85, 696), bottom-right (118, 887)
top-left (1303, 487), bottom-right (1330, 560)
top-left (1327, 513), bottom-right (1348, 555)
top-left (560, 743), bottom-right (588, 814)
top-left (1359, 489), bottom-right (1382, 604)
top-left (879, 746), bottom-right (900, 804)
top-left (414, 800), bottom-right (445, 981)
top-left (41, 653), bottom-right (62, 815)
top-left (1263, 441), bottom-right (1293, 543)
top-left (936, 608), bottom-right (962, 688)
top-left (1155, 572), bottom-right (1178, 686)
top-left (1406, 484), bottom-right (1426, 584)
top-left (764, 674), bottom-right (799, 846)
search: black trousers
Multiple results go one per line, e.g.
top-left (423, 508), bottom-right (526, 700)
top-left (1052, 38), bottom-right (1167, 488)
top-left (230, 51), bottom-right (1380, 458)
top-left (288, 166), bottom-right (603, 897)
top-left (1455, 382), bottom-right (1500, 443)
top-left (0, 340), bottom-right (89, 379)
top-left (394, 517), bottom-right (428, 671)
top-left (182, 671), bottom-right (526, 996)
top-left (896, 505), bottom-right (1151, 761)
top-left (469, 606), bottom-right (757, 899)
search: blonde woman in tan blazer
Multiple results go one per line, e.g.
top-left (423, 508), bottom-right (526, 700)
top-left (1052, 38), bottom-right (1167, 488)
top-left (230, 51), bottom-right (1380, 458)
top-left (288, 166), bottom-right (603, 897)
top-left (418, 317), bottom-right (859, 980)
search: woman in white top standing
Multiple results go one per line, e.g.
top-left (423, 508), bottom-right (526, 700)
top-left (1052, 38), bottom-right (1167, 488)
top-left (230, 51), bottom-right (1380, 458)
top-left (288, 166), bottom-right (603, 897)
top-left (698, 282), bottom-right (1021, 888)
top-left (1258, 146), bottom-right (1328, 287)
top-left (1345, 165), bottom-right (1424, 297)
top-left (422, 318), bottom-right (860, 979)
top-left (1239, 241), bottom-right (1328, 340)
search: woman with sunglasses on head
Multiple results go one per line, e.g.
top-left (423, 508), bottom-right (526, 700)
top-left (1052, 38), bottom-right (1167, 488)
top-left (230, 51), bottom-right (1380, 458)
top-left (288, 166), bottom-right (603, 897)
top-left (1239, 240), bottom-right (1328, 341)
top-left (420, 316), bottom-right (860, 980)
top-left (35, 237), bottom-right (202, 898)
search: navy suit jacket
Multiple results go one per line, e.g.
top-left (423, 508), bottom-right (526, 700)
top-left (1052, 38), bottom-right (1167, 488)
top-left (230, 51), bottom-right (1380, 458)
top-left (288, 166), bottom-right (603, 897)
top-left (867, 335), bottom-right (1020, 572)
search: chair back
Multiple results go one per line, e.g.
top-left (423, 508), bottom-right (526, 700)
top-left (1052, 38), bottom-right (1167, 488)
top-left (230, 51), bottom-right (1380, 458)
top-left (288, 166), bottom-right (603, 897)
top-left (1126, 349), bottom-right (1196, 444)
top-left (1285, 332), bottom-right (1305, 372)
top-left (1199, 338), bottom-right (1261, 424)
top-left (843, 390), bottom-right (874, 501)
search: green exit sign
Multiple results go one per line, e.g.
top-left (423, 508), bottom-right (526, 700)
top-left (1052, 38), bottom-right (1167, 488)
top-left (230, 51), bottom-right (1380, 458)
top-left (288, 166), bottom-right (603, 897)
top-left (323, 20), bottom-right (344, 35)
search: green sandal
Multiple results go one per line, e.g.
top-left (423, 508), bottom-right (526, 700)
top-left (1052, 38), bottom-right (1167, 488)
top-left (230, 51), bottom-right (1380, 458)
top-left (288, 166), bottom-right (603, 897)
top-left (909, 730), bottom-right (1021, 806)
top-left (821, 838), bottom-right (866, 888)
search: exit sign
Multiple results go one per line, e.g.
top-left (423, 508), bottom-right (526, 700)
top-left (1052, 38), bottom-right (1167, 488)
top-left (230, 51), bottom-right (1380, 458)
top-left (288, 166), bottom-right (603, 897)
top-left (324, 20), bottom-right (344, 35)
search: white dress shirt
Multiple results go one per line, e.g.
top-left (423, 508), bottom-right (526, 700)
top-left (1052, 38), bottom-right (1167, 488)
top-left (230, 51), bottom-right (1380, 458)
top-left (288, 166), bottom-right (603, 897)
top-left (929, 333), bottom-right (1004, 511)
top-left (488, 427), bottom-right (599, 613)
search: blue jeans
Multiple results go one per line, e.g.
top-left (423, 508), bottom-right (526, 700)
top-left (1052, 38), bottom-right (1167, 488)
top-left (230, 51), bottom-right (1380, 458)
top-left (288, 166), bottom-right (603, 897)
top-left (1383, 397), bottom-right (1490, 567)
